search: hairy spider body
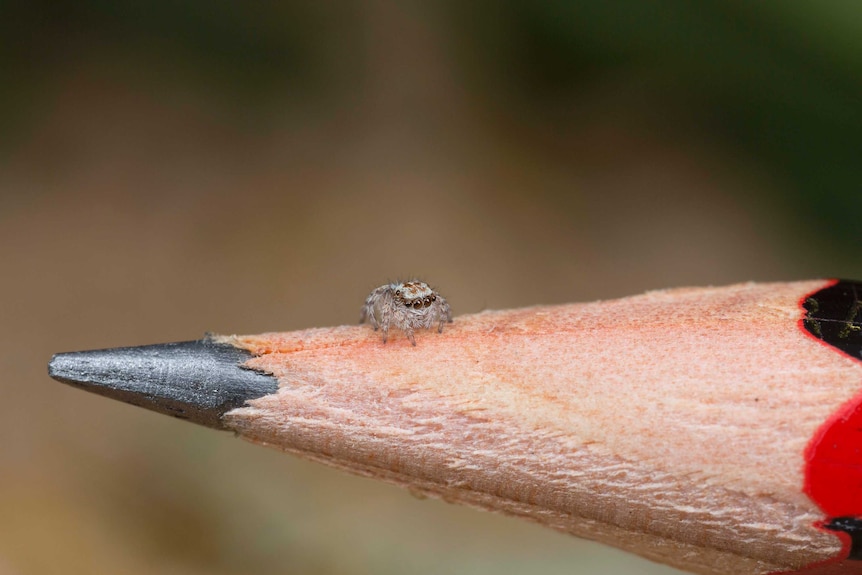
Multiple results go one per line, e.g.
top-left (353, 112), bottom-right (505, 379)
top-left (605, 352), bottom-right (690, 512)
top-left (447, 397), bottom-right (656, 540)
top-left (360, 280), bottom-right (452, 346)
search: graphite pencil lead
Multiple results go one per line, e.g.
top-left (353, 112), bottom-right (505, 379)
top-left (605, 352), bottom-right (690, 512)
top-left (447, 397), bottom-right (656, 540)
top-left (48, 338), bottom-right (277, 430)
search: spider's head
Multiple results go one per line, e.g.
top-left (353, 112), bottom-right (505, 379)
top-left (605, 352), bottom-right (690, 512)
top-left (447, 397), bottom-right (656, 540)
top-left (395, 281), bottom-right (437, 310)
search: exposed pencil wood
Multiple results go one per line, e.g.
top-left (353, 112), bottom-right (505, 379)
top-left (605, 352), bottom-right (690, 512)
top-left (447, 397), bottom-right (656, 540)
top-left (49, 280), bottom-right (862, 575)
top-left (219, 280), bottom-right (855, 575)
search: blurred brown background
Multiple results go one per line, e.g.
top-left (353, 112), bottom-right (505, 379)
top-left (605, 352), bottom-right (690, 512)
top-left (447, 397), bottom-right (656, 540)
top-left (2, 1), bottom-right (861, 574)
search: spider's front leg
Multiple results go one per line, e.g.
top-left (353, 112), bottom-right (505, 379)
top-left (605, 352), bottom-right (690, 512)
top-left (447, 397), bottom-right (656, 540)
top-left (360, 286), bottom-right (390, 331)
top-left (437, 297), bottom-right (452, 332)
top-left (359, 304), bottom-right (379, 330)
top-left (378, 305), bottom-right (393, 344)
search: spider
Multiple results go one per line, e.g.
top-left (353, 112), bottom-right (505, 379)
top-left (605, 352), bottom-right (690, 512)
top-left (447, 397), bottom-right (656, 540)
top-left (360, 280), bottom-right (452, 345)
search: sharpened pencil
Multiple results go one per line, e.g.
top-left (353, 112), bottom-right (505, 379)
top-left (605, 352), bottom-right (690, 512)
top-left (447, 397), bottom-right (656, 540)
top-left (48, 280), bottom-right (862, 575)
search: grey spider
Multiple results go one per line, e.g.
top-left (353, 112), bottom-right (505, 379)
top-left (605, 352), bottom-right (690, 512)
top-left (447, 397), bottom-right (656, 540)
top-left (360, 280), bottom-right (452, 345)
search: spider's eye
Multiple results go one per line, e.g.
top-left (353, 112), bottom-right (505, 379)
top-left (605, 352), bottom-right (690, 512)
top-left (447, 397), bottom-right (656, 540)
top-left (413, 300), bottom-right (422, 309)
top-left (423, 298), bottom-right (430, 306)
top-left (395, 290), bottom-right (401, 296)
top-left (430, 295), bottom-right (436, 301)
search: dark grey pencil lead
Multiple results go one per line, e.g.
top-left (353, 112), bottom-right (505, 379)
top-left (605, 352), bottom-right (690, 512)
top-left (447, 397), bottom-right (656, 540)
top-left (48, 339), bottom-right (277, 430)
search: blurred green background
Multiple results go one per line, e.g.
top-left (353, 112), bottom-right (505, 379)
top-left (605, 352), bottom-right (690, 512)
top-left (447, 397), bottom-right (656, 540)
top-left (2, 1), bottom-right (861, 574)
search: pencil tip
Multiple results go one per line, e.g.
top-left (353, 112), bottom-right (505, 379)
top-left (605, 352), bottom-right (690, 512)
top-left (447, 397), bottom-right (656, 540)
top-left (48, 339), bottom-right (278, 430)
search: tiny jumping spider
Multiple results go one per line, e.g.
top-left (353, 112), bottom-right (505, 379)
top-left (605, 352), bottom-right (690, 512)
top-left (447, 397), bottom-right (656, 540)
top-left (360, 280), bottom-right (452, 346)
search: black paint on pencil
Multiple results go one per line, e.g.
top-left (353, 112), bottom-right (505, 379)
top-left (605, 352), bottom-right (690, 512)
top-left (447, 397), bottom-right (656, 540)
top-left (802, 280), bottom-right (862, 361)
top-left (824, 517), bottom-right (862, 561)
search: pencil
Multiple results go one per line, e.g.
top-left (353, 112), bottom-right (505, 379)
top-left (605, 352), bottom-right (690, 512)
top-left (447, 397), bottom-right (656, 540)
top-left (48, 279), bottom-right (862, 575)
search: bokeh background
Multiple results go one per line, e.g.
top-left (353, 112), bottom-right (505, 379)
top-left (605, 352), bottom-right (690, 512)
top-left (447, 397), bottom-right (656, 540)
top-left (3, 2), bottom-right (862, 574)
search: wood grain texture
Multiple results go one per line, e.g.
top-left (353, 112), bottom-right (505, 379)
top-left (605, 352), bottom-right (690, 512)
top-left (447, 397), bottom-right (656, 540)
top-left (218, 280), bottom-right (858, 574)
